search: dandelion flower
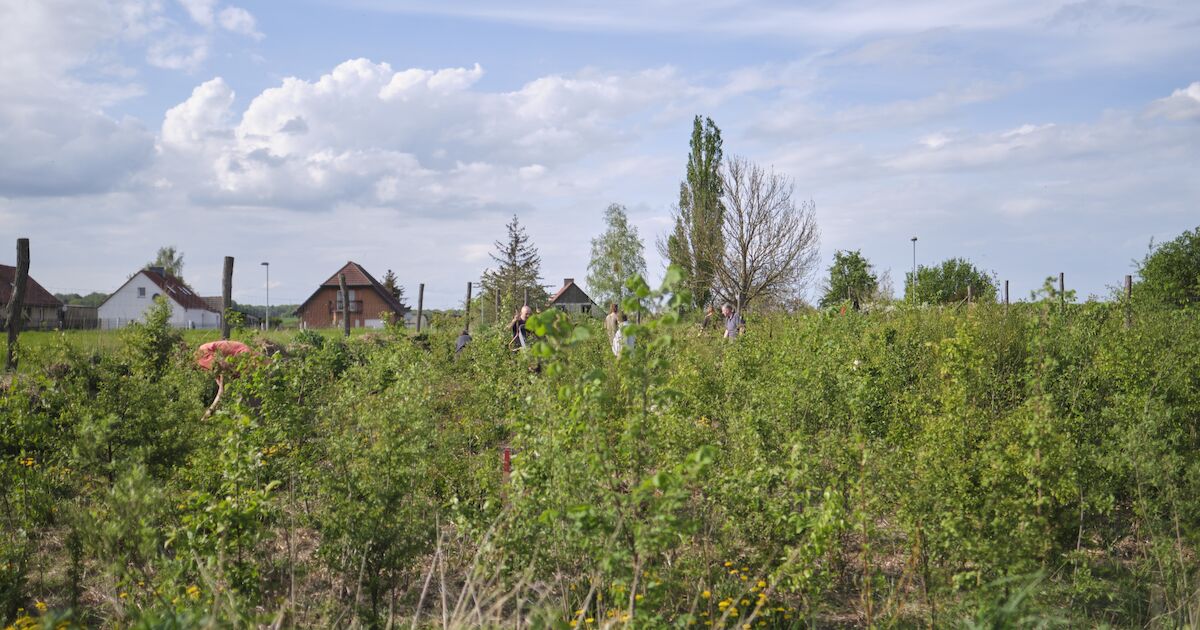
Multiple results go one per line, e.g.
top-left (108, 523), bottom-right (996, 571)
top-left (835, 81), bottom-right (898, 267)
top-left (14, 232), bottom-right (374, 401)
top-left (701, 590), bottom-right (711, 599)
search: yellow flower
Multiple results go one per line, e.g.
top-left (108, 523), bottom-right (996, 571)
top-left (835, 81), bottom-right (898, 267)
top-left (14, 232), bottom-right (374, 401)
top-left (569, 621), bottom-right (578, 628)
top-left (701, 590), bottom-right (711, 599)
top-left (635, 594), bottom-right (643, 602)
top-left (119, 592), bottom-right (128, 600)
top-left (730, 608), bottom-right (739, 616)
top-left (740, 575), bottom-right (748, 582)
top-left (740, 599), bottom-right (749, 607)
top-left (621, 615), bottom-right (631, 622)
top-left (718, 600), bottom-right (730, 609)
top-left (585, 618), bottom-right (594, 624)
top-left (743, 624), bottom-right (750, 630)
top-left (757, 580), bottom-right (766, 588)
top-left (729, 569), bottom-right (739, 575)
top-left (784, 614), bottom-right (793, 620)
top-left (723, 561), bottom-right (733, 567)
top-left (186, 584), bottom-right (201, 600)
top-left (741, 567), bottom-right (748, 572)
top-left (607, 610), bottom-right (615, 618)
top-left (34, 601), bottom-right (47, 613)
top-left (575, 609), bottom-right (584, 615)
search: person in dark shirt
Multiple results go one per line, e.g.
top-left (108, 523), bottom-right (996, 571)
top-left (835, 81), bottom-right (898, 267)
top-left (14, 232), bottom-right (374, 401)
top-left (509, 305), bottom-right (533, 350)
top-left (454, 329), bottom-right (472, 357)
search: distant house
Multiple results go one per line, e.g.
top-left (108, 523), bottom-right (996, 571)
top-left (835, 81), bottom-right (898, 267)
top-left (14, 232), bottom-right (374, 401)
top-left (0, 264), bottom-right (63, 330)
top-left (97, 267), bottom-right (220, 329)
top-left (294, 261), bottom-right (409, 329)
top-left (403, 310), bottom-right (430, 330)
top-left (548, 278), bottom-right (598, 316)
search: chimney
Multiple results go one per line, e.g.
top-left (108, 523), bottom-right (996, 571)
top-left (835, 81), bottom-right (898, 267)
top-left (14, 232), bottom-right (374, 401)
top-left (564, 278), bottom-right (574, 286)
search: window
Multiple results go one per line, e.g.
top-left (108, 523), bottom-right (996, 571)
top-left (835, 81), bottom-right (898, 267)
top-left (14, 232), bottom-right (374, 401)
top-left (582, 304), bottom-right (591, 315)
top-left (138, 287), bottom-right (146, 298)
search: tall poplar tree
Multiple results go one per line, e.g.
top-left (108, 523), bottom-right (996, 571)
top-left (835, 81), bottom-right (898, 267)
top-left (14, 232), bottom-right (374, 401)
top-left (480, 215), bottom-right (548, 315)
top-left (659, 116), bottom-right (724, 308)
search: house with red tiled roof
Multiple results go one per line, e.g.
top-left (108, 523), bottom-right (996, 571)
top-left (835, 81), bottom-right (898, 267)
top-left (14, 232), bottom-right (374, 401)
top-left (97, 266), bottom-right (220, 329)
top-left (547, 278), bottom-right (597, 316)
top-left (294, 261), bottom-right (409, 329)
top-left (0, 264), bottom-right (63, 330)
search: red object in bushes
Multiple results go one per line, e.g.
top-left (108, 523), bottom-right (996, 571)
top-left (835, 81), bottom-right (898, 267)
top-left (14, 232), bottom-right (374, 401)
top-left (195, 340), bottom-right (253, 371)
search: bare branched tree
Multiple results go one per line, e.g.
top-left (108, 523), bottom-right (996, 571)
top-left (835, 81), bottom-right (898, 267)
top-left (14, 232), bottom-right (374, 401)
top-left (714, 156), bottom-right (820, 310)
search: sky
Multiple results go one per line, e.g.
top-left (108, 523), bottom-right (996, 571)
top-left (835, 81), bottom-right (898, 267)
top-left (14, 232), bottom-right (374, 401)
top-left (1, 0), bottom-right (1198, 308)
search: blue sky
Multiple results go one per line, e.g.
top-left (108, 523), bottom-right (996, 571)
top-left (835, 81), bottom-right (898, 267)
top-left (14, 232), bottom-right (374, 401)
top-left (1, 0), bottom-right (1198, 307)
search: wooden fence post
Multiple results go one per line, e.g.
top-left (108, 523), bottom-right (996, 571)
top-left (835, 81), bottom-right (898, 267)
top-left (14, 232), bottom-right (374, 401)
top-left (1124, 274), bottom-right (1133, 329)
top-left (1004, 280), bottom-right (1010, 313)
top-left (5, 238), bottom-right (30, 371)
top-left (221, 256), bottom-right (234, 340)
top-left (416, 283), bottom-right (425, 333)
top-left (967, 285), bottom-right (973, 304)
top-left (1059, 272), bottom-right (1066, 313)
top-left (338, 273), bottom-right (350, 338)
top-left (465, 281), bottom-right (473, 333)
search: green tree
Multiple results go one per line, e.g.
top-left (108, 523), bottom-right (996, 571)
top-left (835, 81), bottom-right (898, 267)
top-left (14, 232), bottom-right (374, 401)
top-left (380, 269), bottom-right (409, 309)
top-left (146, 246), bottom-right (184, 280)
top-left (480, 214), bottom-right (549, 316)
top-left (659, 116), bottom-right (724, 309)
top-left (820, 250), bottom-right (878, 308)
top-left (1135, 226), bottom-right (1200, 307)
top-left (586, 203), bottom-right (647, 308)
top-left (905, 257), bottom-right (997, 304)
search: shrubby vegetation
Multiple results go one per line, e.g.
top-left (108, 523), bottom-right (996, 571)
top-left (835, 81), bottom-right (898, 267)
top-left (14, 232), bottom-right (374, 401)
top-left (3, 273), bottom-right (1200, 628)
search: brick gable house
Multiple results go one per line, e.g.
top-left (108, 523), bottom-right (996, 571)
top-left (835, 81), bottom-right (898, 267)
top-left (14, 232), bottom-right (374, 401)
top-left (294, 261), bottom-right (409, 329)
top-left (0, 264), bottom-right (63, 330)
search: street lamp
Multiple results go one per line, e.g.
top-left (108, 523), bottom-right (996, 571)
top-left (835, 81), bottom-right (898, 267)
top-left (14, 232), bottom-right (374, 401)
top-left (910, 237), bottom-right (918, 304)
top-left (261, 262), bottom-right (269, 331)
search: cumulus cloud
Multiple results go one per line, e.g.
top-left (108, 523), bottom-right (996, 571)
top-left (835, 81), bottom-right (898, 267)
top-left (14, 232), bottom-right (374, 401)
top-left (1148, 81), bottom-right (1200, 121)
top-left (155, 59), bottom-right (693, 211)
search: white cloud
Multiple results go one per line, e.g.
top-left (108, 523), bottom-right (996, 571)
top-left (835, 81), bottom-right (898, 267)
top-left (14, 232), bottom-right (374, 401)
top-left (147, 33), bottom-right (209, 70)
top-left (178, 0), bottom-right (216, 26)
top-left (1148, 81), bottom-right (1200, 121)
top-left (155, 59), bottom-right (693, 211)
top-left (218, 6), bottom-right (263, 39)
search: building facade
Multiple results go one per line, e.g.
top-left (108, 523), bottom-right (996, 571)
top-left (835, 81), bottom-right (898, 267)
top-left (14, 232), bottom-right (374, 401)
top-left (294, 261), bottom-right (409, 329)
top-left (0, 264), bottom-right (63, 330)
top-left (97, 267), bottom-right (221, 329)
top-left (547, 278), bottom-right (598, 316)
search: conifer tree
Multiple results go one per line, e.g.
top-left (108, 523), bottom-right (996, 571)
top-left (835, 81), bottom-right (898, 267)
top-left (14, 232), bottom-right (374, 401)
top-left (481, 215), bottom-right (548, 316)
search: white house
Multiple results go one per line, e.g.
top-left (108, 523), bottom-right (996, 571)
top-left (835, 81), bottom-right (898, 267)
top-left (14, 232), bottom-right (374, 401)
top-left (98, 266), bottom-right (221, 329)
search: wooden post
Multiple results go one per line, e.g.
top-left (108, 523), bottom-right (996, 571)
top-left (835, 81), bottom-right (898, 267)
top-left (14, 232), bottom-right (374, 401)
top-left (5, 238), bottom-right (30, 371)
top-left (338, 273), bottom-right (350, 338)
top-left (1124, 274), bottom-right (1133, 329)
top-left (967, 285), bottom-right (973, 304)
top-left (494, 290), bottom-right (500, 324)
top-left (465, 281), bottom-right (473, 333)
top-left (1004, 280), bottom-right (1010, 312)
top-left (1059, 272), bottom-right (1065, 312)
top-left (221, 256), bottom-right (234, 340)
top-left (523, 287), bottom-right (528, 307)
top-left (416, 283), bottom-right (425, 333)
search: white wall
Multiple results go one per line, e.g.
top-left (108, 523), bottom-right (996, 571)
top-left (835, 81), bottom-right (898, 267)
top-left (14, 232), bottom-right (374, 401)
top-left (97, 272), bottom-right (220, 329)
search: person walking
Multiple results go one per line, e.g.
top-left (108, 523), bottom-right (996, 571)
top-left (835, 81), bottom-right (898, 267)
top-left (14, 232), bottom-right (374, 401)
top-left (700, 305), bottom-right (717, 332)
top-left (722, 303), bottom-right (745, 339)
top-left (604, 303), bottom-right (620, 339)
top-left (611, 312), bottom-right (635, 356)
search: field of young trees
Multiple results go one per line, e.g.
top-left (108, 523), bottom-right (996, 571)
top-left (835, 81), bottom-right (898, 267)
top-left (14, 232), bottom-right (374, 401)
top-left (3, 258), bottom-right (1199, 628)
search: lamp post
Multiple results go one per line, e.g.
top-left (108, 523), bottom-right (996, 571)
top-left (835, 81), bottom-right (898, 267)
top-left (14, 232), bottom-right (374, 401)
top-left (261, 262), bottom-right (269, 331)
top-left (910, 236), bottom-right (918, 304)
